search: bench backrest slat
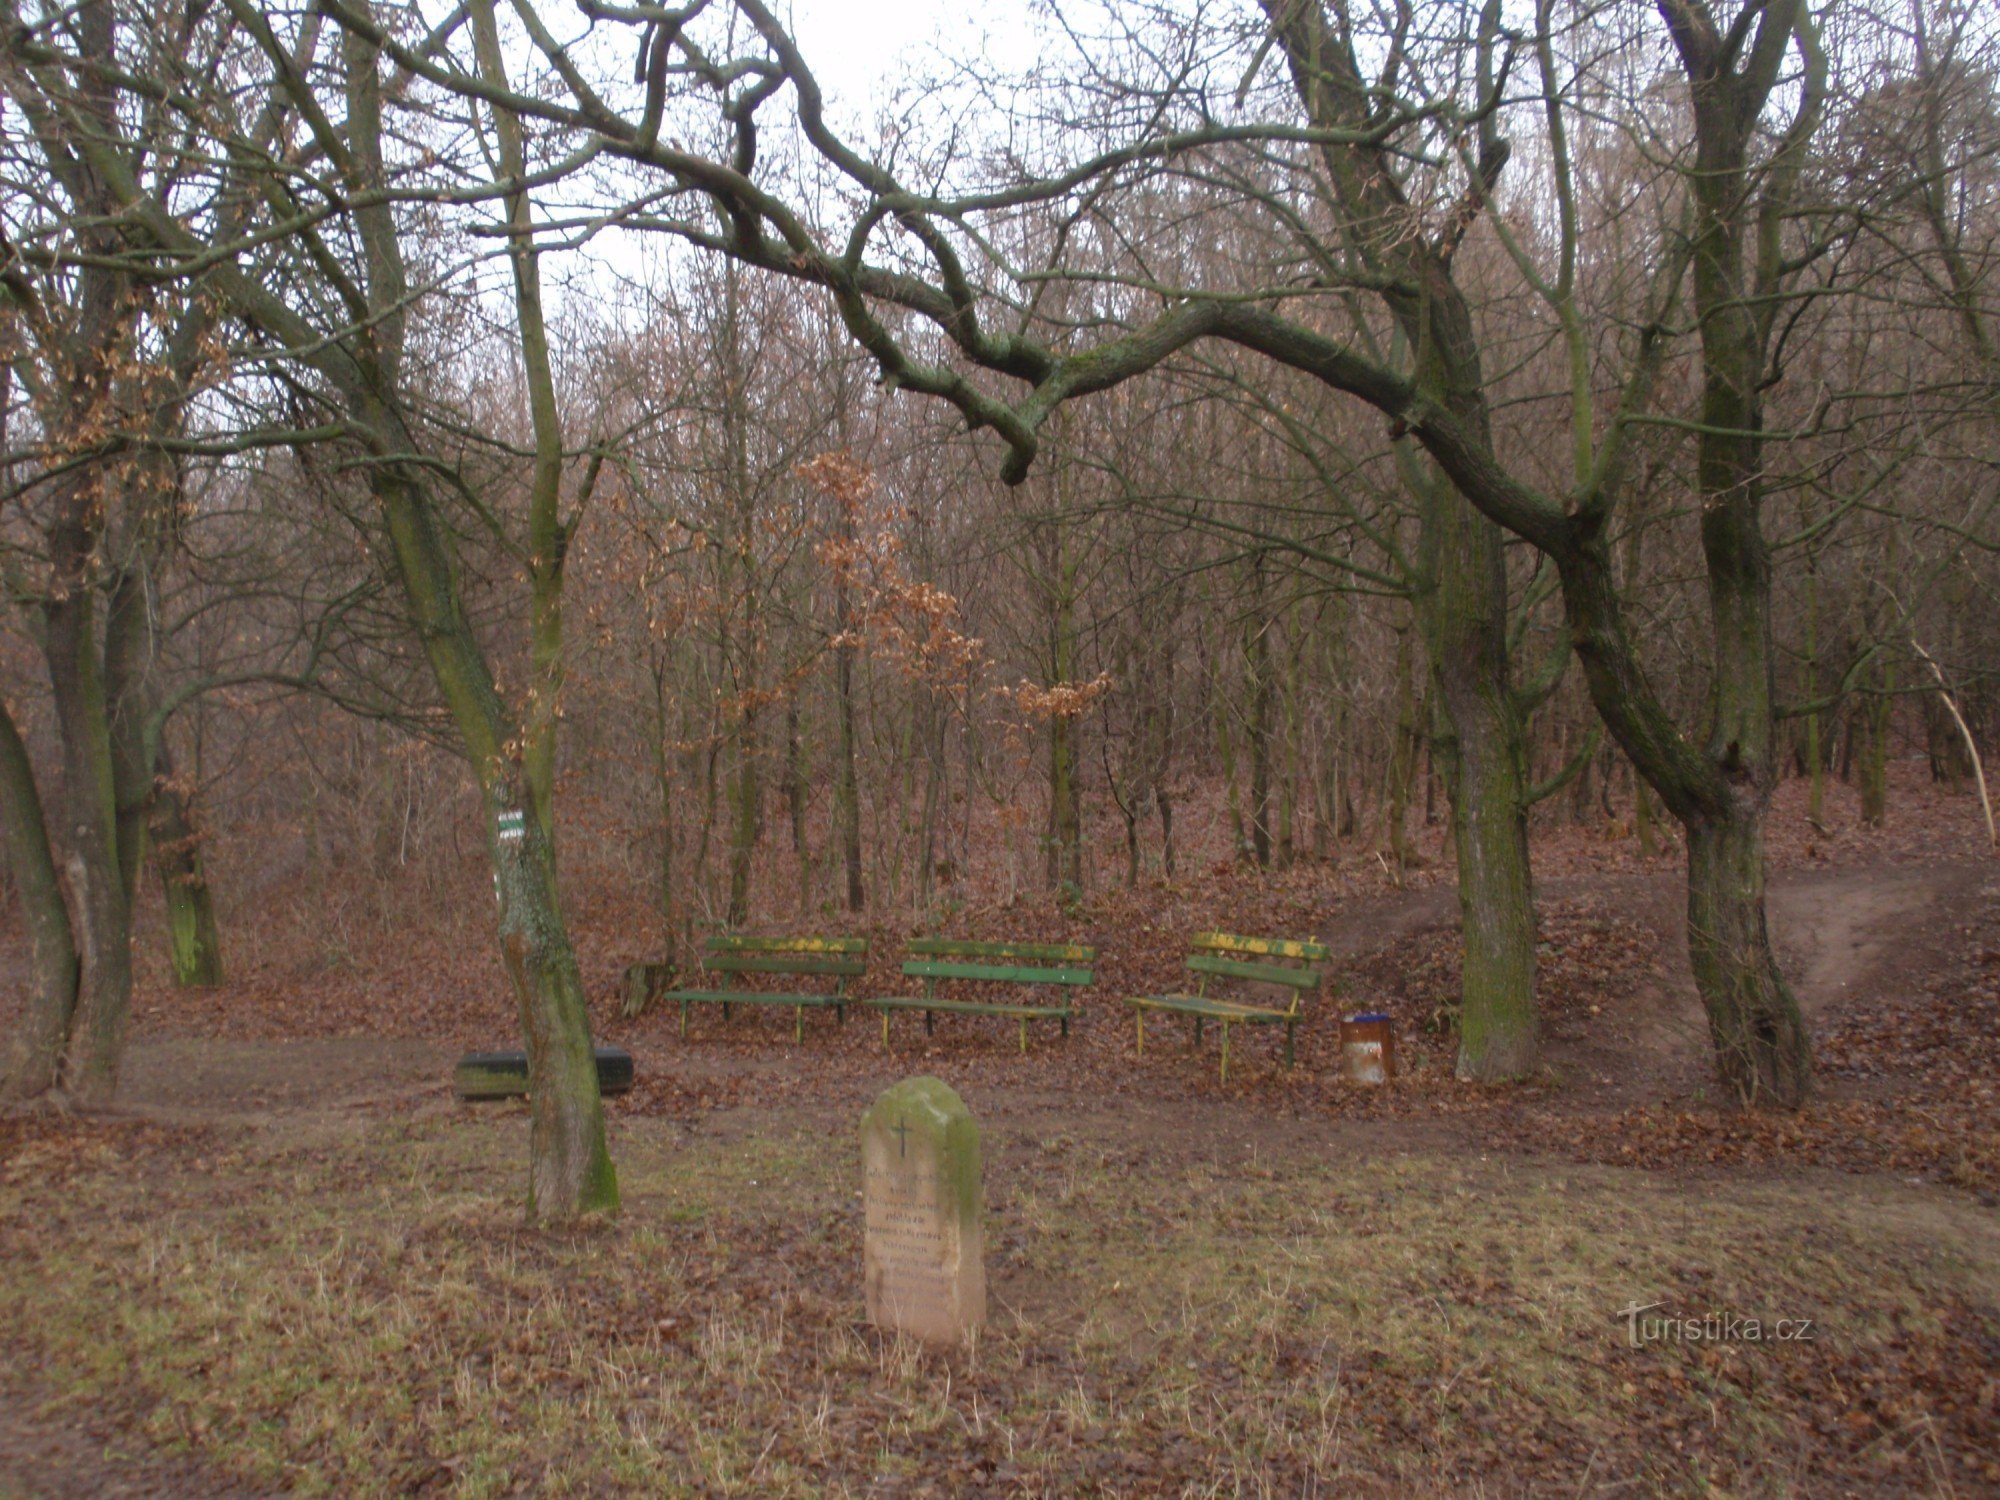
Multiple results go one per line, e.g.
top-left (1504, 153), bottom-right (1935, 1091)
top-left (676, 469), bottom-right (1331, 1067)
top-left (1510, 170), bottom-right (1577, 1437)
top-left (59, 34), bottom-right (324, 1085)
top-left (907, 938), bottom-right (1095, 963)
top-left (706, 935), bottom-right (868, 955)
top-left (1185, 953), bottom-right (1322, 990)
top-left (1191, 931), bottom-right (1328, 962)
top-left (901, 959), bottom-right (1093, 986)
top-left (708, 953), bottom-right (868, 977)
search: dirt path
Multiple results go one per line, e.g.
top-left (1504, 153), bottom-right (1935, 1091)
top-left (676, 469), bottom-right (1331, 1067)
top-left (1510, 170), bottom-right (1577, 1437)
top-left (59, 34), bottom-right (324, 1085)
top-left (91, 853), bottom-right (1991, 1131)
top-left (0, 1397), bottom-right (253, 1500)
top-left (1312, 852), bottom-right (1988, 1104)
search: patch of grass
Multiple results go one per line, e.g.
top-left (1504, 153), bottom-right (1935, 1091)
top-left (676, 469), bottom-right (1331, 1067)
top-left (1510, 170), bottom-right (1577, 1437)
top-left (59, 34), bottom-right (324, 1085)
top-left (2, 1109), bottom-right (1997, 1495)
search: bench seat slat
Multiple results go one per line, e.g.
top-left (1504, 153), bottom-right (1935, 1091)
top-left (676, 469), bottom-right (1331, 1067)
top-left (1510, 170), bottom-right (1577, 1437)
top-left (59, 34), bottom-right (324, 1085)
top-left (866, 996), bottom-right (1072, 1019)
top-left (1184, 954), bottom-right (1322, 990)
top-left (901, 960), bottom-right (1092, 985)
top-left (1127, 993), bottom-right (1295, 1022)
top-left (660, 989), bottom-right (841, 1007)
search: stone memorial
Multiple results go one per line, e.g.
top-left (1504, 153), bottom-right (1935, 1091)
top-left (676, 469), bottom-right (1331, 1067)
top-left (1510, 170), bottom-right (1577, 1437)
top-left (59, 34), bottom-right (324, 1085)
top-left (861, 1076), bottom-right (985, 1345)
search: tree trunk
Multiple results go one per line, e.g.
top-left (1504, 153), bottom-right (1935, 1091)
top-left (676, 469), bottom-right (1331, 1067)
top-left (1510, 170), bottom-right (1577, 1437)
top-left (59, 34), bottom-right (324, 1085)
top-left (727, 706), bottom-right (758, 928)
top-left (490, 795), bottom-right (620, 1219)
top-left (0, 695), bottom-right (79, 1099)
top-left (1043, 478), bottom-right (1084, 899)
top-left (1277, 597), bottom-right (1302, 870)
top-left (377, 464), bottom-right (617, 1220)
top-left (650, 664), bottom-right (677, 953)
top-left (1385, 622), bottom-right (1418, 872)
top-left (1243, 556), bottom-right (1274, 868)
top-left (1634, 769), bottom-right (1661, 856)
top-left (834, 597), bottom-right (865, 911)
top-left (1047, 710), bottom-right (1082, 896)
top-left (1413, 465), bottom-right (1539, 1081)
top-left (43, 554), bottom-right (133, 1104)
top-left (1802, 553), bottom-right (1825, 824)
top-left (1214, 653), bottom-right (1247, 859)
top-left (151, 751), bottom-right (224, 986)
top-left (1443, 708), bottom-right (1537, 1081)
top-left (1861, 663), bottom-right (1893, 826)
top-left (1685, 808), bottom-right (1810, 1105)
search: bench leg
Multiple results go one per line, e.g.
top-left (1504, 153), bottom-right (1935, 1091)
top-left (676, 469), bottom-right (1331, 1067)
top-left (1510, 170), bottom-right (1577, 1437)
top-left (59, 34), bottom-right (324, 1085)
top-left (1195, 1015), bottom-right (1204, 1045)
top-left (1135, 1011), bottom-right (1144, 1057)
top-left (722, 1001), bottom-right (731, 1023)
top-left (836, 1002), bottom-right (846, 1025)
top-left (924, 1010), bottom-right (934, 1037)
top-left (794, 1007), bottom-right (803, 1045)
top-left (1219, 1022), bottom-right (1233, 1083)
top-left (881, 1011), bottom-right (891, 1048)
top-left (1285, 1018), bottom-right (1296, 1069)
top-left (679, 998), bottom-right (689, 1038)
top-left (1060, 1013), bottom-right (1069, 1039)
top-left (1018, 1016), bottom-right (1028, 1054)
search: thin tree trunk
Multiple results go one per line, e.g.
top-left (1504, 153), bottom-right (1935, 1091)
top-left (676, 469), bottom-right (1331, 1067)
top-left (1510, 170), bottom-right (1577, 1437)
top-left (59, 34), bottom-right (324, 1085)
top-left (651, 666), bottom-right (677, 956)
top-left (1214, 655), bottom-right (1247, 859)
top-left (727, 707), bottom-right (758, 928)
top-left (1044, 477), bottom-right (1084, 898)
top-left (834, 606), bottom-right (865, 911)
top-left (1386, 621), bottom-right (1418, 872)
top-left (1862, 657), bottom-right (1894, 827)
top-left (152, 749), bottom-right (223, 986)
top-left (1244, 555), bottom-right (1274, 868)
top-left (1277, 596), bottom-right (1302, 870)
top-left (1802, 552), bottom-right (1825, 824)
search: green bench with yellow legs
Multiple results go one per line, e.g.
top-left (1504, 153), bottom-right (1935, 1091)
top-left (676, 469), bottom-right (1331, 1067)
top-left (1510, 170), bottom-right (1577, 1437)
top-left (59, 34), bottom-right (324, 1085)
top-left (865, 938), bottom-right (1094, 1052)
top-left (1126, 932), bottom-right (1329, 1080)
top-left (661, 935), bottom-right (867, 1043)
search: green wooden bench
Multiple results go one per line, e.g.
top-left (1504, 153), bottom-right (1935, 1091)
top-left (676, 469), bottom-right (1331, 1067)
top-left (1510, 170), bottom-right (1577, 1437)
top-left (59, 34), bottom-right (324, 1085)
top-left (1126, 932), bottom-right (1329, 1080)
top-left (659, 935), bottom-right (867, 1043)
top-left (864, 938), bottom-right (1095, 1052)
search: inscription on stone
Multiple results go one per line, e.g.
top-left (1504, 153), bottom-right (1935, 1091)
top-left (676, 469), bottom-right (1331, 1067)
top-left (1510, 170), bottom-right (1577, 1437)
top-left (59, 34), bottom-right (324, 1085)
top-left (861, 1076), bottom-right (985, 1345)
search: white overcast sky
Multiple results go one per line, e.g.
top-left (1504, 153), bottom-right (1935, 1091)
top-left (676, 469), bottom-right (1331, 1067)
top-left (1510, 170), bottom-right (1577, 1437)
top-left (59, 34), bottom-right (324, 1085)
top-left (778, 0), bottom-right (1043, 126)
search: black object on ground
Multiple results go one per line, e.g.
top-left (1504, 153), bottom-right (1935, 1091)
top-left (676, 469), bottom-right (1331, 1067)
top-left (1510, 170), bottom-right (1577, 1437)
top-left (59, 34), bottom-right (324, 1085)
top-left (454, 1047), bottom-right (634, 1100)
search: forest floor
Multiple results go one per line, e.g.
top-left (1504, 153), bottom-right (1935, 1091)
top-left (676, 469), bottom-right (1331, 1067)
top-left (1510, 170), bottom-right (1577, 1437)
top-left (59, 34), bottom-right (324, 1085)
top-left (2, 769), bottom-right (1998, 1495)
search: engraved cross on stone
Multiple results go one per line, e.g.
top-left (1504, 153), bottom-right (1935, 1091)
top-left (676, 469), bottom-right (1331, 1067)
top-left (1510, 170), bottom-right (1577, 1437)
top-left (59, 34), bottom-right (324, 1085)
top-left (892, 1118), bottom-right (912, 1158)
